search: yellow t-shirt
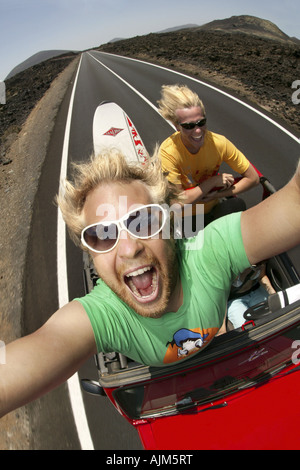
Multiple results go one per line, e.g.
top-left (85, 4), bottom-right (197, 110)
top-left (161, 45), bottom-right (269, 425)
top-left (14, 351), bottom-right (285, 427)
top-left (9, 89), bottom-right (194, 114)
top-left (160, 131), bottom-right (250, 214)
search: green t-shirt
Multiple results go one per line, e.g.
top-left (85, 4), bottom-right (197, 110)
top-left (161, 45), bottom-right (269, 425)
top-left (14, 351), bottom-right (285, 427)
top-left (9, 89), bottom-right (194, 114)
top-left (75, 212), bottom-right (250, 367)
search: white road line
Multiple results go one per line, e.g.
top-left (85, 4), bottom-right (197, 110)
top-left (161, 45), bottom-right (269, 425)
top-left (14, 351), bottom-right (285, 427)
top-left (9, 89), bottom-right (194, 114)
top-left (88, 53), bottom-right (163, 112)
top-left (57, 54), bottom-right (94, 450)
top-left (91, 51), bottom-right (300, 144)
top-left (88, 52), bottom-right (177, 131)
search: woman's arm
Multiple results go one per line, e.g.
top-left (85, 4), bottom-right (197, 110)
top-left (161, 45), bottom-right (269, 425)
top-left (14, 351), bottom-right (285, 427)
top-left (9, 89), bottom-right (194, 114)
top-left (204, 164), bottom-right (260, 201)
top-left (179, 173), bottom-right (235, 204)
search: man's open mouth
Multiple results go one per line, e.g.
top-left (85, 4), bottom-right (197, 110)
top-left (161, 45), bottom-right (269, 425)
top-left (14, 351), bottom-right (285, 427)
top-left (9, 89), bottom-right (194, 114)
top-left (124, 265), bottom-right (159, 303)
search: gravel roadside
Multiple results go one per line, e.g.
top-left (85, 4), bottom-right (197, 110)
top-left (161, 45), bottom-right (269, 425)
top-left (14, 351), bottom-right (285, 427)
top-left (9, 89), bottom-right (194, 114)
top-left (0, 57), bottom-right (79, 450)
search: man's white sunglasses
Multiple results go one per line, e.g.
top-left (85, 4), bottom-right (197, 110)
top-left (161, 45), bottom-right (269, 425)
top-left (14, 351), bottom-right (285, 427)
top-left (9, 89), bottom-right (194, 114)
top-left (81, 204), bottom-right (168, 253)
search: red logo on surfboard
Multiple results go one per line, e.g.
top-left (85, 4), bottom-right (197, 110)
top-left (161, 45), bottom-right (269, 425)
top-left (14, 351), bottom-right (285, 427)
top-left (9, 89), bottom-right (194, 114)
top-left (103, 127), bottom-right (124, 137)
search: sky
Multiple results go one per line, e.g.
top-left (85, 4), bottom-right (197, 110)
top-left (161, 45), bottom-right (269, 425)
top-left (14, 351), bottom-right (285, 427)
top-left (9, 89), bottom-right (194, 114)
top-left (0, 0), bottom-right (299, 81)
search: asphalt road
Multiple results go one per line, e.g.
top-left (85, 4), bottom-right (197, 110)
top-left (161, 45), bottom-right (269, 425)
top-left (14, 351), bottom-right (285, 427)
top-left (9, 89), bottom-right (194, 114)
top-left (24, 51), bottom-right (300, 450)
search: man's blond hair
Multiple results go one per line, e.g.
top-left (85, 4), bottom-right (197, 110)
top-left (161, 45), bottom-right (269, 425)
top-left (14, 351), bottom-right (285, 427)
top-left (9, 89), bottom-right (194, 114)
top-left (56, 148), bottom-right (181, 246)
top-left (157, 84), bottom-right (205, 124)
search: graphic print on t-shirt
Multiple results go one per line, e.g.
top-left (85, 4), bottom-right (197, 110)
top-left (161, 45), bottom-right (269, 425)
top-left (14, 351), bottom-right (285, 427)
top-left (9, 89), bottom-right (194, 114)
top-left (163, 327), bottom-right (219, 364)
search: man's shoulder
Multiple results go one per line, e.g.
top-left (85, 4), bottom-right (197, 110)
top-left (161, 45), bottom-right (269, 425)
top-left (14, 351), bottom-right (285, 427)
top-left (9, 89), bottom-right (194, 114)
top-left (177, 212), bottom-right (243, 255)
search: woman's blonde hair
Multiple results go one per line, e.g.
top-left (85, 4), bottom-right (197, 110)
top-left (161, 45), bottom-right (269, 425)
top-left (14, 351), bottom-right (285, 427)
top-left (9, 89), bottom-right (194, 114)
top-left (56, 148), bottom-right (181, 246)
top-left (157, 84), bottom-right (205, 124)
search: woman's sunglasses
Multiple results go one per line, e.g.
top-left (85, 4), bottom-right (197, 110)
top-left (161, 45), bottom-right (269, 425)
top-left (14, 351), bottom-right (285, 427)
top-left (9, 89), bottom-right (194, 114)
top-left (179, 118), bottom-right (207, 130)
top-left (81, 204), bottom-right (167, 253)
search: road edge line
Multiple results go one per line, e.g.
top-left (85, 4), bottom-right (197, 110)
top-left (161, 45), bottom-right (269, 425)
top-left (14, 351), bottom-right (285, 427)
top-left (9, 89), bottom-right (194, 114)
top-left (57, 53), bottom-right (94, 451)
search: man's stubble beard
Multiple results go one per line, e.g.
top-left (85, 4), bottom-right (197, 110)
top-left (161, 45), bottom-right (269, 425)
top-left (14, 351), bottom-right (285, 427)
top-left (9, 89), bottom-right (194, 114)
top-left (99, 240), bottom-right (179, 318)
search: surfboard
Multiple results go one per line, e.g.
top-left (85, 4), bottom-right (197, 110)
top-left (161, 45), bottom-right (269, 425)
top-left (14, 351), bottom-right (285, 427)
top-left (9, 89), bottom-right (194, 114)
top-left (93, 101), bottom-right (149, 165)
